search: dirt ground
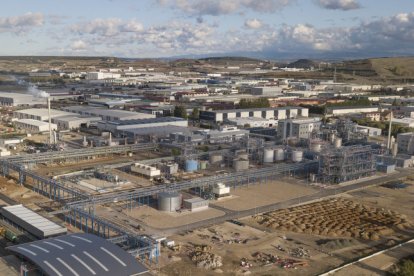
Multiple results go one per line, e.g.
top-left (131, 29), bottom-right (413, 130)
top-left (0, 255), bottom-right (19, 276)
top-left (155, 179), bottom-right (414, 276)
top-left (212, 180), bottom-right (318, 211)
top-left (123, 206), bottom-right (225, 229)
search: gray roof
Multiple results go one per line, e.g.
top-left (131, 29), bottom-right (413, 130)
top-left (104, 117), bottom-right (186, 126)
top-left (8, 233), bottom-right (148, 276)
top-left (203, 106), bottom-right (306, 113)
top-left (124, 125), bottom-right (192, 136)
top-left (1, 205), bottom-right (66, 239)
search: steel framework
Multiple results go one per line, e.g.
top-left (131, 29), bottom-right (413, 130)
top-left (318, 145), bottom-right (376, 184)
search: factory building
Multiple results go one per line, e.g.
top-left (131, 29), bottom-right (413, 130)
top-left (13, 108), bottom-right (74, 121)
top-left (62, 105), bottom-right (155, 121)
top-left (200, 106), bottom-right (308, 123)
top-left (97, 117), bottom-right (188, 134)
top-left (250, 86), bottom-right (283, 96)
top-left (278, 117), bottom-right (322, 140)
top-left (227, 117), bottom-right (278, 128)
top-left (53, 115), bottom-right (102, 130)
top-left (86, 72), bottom-right (122, 80)
top-left (397, 132), bottom-right (414, 155)
top-left (326, 106), bottom-right (379, 116)
top-left (14, 119), bottom-right (57, 133)
top-left (0, 92), bottom-right (45, 107)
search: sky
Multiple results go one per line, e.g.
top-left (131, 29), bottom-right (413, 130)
top-left (0, 0), bottom-right (413, 58)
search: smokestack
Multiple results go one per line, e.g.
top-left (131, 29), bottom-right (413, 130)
top-left (387, 111), bottom-right (393, 152)
top-left (47, 97), bottom-right (53, 144)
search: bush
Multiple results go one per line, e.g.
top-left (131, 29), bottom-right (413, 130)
top-left (395, 259), bottom-right (414, 276)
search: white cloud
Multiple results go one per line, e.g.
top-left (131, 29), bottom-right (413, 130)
top-left (245, 19), bottom-right (262, 29)
top-left (70, 40), bottom-right (87, 51)
top-left (316, 0), bottom-right (361, 11)
top-left (157, 0), bottom-right (295, 16)
top-left (0, 12), bottom-right (44, 34)
top-left (71, 18), bottom-right (144, 37)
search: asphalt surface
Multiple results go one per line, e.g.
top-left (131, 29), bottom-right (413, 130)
top-left (143, 168), bottom-right (414, 236)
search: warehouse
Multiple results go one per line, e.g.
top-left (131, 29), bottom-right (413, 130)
top-left (0, 92), bottom-right (45, 107)
top-left (97, 117), bottom-right (188, 133)
top-left (1, 204), bottom-right (66, 239)
top-left (200, 106), bottom-right (308, 123)
top-left (8, 233), bottom-right (148, 276)
top-left (326, 106), bottom-right (379, 116)
top-left (62, 105), bottom-right (155, 121)
top-left (13, 108), bottom-right (74, 121)
top-left (14, 119), bottom-right (57, 133)
top-left (53, 115), bottom-right (102, 130)
top-left (250, 86), bottom-right (283, 96)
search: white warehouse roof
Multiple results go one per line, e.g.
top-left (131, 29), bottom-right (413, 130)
top-left (14, 108), bottom-right (75, 119)
top-left (1, 204), bottom-right (67, 239)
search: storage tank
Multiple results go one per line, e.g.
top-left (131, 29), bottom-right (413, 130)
top-left (233, 159), bottom-right (249, 172)
top-left (185, 159), bottom-right (198, 172)
top-left (209, 153), bottom-right (223, 164)
top-left (291, 150), bottom-right (303, 162)
top-left (310, 142), bottom-right (322, 153)
top-left (263, 148), bottom-right (274, 163)
top-left (199, 160), bottom-right (208, 170)
top-left (334, 138), bottom-right (342, 148)
top-left (274, 148), bottom-right (285, 161)
top-left (237, 152), bottom-right (249, 160)
top-left (158, 192), bottom-right (182, 212)
top-left (392, 142), bottom-right (398, 157)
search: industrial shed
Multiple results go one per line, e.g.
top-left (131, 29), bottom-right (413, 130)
top-left (14, 119), bottom-right (57, 133)
top-left (97, 117), bottom-right (188, 133)
top-left (183, 197), bottom-right (209, 212)
top-left (0, 92), bottom-right (44, 107)
top-left (61, 105), bottom-right (155, 121)
top-left (13, 108), bottom-right (75, 121)
top-left (8, 233), bottom-right (148, 276)
top-left (0, 205), bottom-right (67, 239)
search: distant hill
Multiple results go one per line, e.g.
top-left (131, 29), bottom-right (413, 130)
top-left (287, 59), bottom-right (319, 69)
top-left (335, 57), bottom-right (414, 82)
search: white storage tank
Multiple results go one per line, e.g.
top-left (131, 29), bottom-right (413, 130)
top-left (158, 192), bottom-right (182, 212)
top-left (274, 148), bottom-right (285, 161)
top-left (209, 153), bottom-right (223, 164)
top-left (237, 151), bottom-right (249, 160)
top-left (291, 150), bottom-right (303, 162)
top-left (263, 148), bottom-right (274, 163)
top-left (334, 138), bottom-right (342, 148)
top-left (233, 158), bottom-right (249, 172)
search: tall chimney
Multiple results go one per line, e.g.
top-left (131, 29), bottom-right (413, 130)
top-left (47, 97), bottom-right (53, 144)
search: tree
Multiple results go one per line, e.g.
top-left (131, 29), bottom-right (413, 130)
top-left (191, 107), bottom-right (199, 120)
top-left (396, 259), bottom-right (414, 276)
top-left (174, 106), bottom-right (187, 119)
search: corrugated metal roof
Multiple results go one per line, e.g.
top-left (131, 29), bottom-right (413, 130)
top-left (8, 233), bottom-right (148, 276)
top-left (1, 205), bottom-right (67, 238)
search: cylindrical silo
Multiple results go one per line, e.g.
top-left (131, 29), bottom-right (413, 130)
top-left (274, 148), bottom-right (285, 161)
top-left (158, 192), bottom-right (182, 212)
top-left (291, 150), bottom-right (303, 162)
top-left (237, 152), bottom-right (249, 160)
top-left (263, 148), bottom-right (274, 163)
top-left (185, 159), bottom-right (198, 172)
top-left (392, 142), bottom-right (398, 157)
top-left (209, 153), bottom-right (223, 164)
top-left (334, 138), bottom-right (342, 148)
top-left (233, 159), bottom-right (249, 172)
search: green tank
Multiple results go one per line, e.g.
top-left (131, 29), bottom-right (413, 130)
top-left (5, 230), bottom-right (17, 243)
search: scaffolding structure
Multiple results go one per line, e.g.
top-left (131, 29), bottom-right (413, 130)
top-left (318, 145), bottom-right (376, 184)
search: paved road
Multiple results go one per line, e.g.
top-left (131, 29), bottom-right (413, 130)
top-left (142, 168), bottom-right (414, 236)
